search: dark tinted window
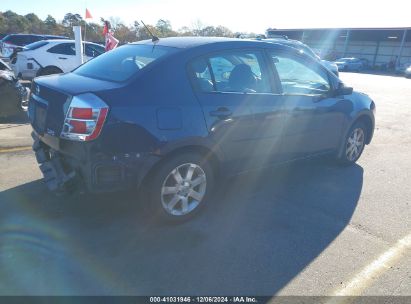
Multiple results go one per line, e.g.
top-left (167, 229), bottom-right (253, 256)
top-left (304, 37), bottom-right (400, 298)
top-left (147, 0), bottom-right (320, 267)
top-left (47, 43), bottom-right (75, 55)
top-left (85, 43), bottom-right (105, 57)
top-left (74, 44), bottom-right (177, 82)
top-left (29, 36), bottom-right (43, 43)
top-left (191, 51), bottom-right (271, 93)
top-left (4, 35), bottom-right (32, 46)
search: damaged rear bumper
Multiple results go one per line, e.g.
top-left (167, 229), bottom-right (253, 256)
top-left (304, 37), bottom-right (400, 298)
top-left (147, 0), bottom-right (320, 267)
top-left (31, 131), bottom-right (159, 194)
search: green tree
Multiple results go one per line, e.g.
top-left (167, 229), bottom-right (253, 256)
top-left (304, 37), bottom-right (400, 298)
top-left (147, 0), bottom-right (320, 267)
top-left (178, 26), bottom-right (193, 36)
top-left (0, 12), bottom-right (8, 33)
top-left (62, 13), bottom-right (82, 27)
top-left (156, 19), bottom-right (174, 37)
top-left (2, 10), bottom-right (30, 33)
top-left (44, 15), bottom-right (56, 26)
top-left (114, 23), bottom-right (136, 43)
top-left (25, 13), bottom-right (43, 33)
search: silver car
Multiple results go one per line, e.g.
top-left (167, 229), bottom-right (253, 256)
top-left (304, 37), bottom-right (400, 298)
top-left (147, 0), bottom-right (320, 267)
top-left (334, 58), bottom-right (364, 72)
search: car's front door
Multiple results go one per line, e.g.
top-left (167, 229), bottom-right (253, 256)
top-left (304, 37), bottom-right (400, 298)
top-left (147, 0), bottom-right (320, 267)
top-left (190, 50), bottom-right (283, 172)
top-left (268, 50), bottom-right (345, 159)
top-left (46, 43), bottom-right (78, 72)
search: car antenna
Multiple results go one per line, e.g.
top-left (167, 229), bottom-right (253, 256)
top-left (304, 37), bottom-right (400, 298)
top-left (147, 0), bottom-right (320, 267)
top-left (141, 20), bottom-right (159, 42)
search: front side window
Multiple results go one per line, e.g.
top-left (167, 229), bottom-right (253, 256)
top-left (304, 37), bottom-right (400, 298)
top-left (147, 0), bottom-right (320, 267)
top-left (191, 51), bottom-right (271, 93)
top-left (271, 53), bottom-right (330, 95)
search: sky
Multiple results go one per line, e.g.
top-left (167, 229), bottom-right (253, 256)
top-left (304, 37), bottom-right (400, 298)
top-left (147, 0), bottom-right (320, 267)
top-left (1, 0), bottom-right (410, 34)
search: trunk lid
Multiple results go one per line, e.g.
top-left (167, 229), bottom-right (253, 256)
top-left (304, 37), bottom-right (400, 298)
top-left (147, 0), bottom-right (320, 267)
top-left (29, 73), bottom-right (123, 137)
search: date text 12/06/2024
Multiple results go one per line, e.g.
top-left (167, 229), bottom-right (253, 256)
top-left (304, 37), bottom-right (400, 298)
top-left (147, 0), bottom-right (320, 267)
top-left (149, 297), bottom-right (258, 303)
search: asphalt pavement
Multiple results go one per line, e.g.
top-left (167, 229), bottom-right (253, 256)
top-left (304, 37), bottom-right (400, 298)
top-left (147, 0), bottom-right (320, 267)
top-left (0, 73), bottom-right (410, 297)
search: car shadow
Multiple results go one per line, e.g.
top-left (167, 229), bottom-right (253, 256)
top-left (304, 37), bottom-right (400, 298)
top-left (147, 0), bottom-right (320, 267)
top-left (0, 159), bottom-right (363, 295)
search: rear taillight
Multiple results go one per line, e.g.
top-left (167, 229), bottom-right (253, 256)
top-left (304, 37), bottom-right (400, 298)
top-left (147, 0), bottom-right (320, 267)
top-left (60, 93), bottom-right (109, 141)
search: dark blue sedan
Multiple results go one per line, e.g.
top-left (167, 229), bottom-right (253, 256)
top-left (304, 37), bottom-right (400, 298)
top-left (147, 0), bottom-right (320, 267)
top-left (28, 37), bottom-right (375, 221)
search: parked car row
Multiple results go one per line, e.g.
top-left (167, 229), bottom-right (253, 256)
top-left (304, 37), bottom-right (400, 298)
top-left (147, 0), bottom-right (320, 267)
top-left (334, 57), bottom-right (365, 72)
top-left (0, 33), bottom-right (105, 81)
top-left (1, 33), bottom-right (68, 58)
top-left (29, 37), bottom-right (375, 222)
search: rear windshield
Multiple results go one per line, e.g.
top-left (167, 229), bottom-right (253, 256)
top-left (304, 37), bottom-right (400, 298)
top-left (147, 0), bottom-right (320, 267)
top-left (74, 44), bottom-right (177, 82)
top-left (25, 41), bottom-right (49, 50)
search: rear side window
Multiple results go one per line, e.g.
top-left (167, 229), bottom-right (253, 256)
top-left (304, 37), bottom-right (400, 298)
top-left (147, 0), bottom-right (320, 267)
top-left (47, 43), bottom-right (75, 55)
top-left (190, 51), bottom-right (271, 93)
top-left (74, 44), bottom-right (177, 82)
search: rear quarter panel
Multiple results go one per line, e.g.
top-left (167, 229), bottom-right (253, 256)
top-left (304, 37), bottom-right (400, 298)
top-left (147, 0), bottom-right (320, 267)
top-left (96, 51), bottom-right (216, 159)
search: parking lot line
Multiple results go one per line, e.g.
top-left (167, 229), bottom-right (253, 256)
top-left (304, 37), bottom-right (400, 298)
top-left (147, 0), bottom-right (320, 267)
top-left (328, 232), bottom-right (411, 301)
top-left (0, 146), bottom-right (32, 153)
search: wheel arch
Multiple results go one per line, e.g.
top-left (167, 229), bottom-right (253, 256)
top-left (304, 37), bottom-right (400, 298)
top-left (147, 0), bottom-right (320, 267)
top-left (36, 65), bottom-right (63, 76)
top-left (337, 113), bottom-right (375, 158)
top-left (139, 143), bottom-right (222, 190)
top-left (356, 114), bottom-right (374, 144)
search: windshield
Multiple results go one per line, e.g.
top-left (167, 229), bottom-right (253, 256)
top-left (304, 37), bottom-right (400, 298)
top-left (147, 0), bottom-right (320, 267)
top-left (24, 41), bottom-right (49, 51)
top-left (298, 44), bottom-right (319, 59)
top-left (74, 44), bottom-right (177, 82)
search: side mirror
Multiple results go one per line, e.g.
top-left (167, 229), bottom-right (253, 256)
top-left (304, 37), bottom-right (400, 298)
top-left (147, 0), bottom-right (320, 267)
top-left (335, 83), bottom-right (353, 96)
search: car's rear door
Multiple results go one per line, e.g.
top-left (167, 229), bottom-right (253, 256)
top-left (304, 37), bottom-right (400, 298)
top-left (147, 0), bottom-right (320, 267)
top-left (268, 50), bottom-right (345, 159)
top-left (190, 49), bottom-right (284, 172)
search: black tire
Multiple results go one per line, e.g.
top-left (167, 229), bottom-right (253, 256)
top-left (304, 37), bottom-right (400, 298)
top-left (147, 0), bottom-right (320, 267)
top-left (144, 152), bottom-right (215, 223)
top-left (38, 66), bottom-right (63, 76)
top-left (336, 121), bottom-right (367, 165)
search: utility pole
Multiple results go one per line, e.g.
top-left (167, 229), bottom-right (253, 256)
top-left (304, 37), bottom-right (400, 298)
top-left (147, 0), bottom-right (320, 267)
top-left (73, 26), bottom-right (84, 65)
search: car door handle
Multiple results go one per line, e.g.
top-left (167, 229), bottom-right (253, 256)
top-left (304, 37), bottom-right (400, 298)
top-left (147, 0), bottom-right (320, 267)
top-left (209, 108), bottom-right (232, 118)
top-left (58, 57), bottom-right (67, 60)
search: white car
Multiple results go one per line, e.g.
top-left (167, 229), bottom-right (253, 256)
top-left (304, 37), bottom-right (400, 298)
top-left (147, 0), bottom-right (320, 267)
top-left (10, 39), bottom-right (105, 79)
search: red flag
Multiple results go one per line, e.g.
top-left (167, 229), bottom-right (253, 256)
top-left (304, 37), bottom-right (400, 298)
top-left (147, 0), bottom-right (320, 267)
top-left (102, 20), bottom-right (110, 36)
top-left (105, 32), bottom-right (119, 51)
top-left (85, 8), bottom-right (93, 19)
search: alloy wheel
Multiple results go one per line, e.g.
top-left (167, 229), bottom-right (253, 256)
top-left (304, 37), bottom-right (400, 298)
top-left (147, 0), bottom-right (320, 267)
top-left (346, 128), bottom-right (365, 161)
top-left (160, 163), bottom-right (207, 216)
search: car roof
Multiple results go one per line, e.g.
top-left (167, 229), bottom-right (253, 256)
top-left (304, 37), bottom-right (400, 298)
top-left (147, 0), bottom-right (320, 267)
top-left (5, 33), bottom-right (64, 37)
top-left (133, 36), bottom-right (275, 49)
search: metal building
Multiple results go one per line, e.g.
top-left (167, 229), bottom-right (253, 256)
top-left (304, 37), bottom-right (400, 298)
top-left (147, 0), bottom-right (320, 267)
top-left (266, 27), bottom-right (411, 69)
